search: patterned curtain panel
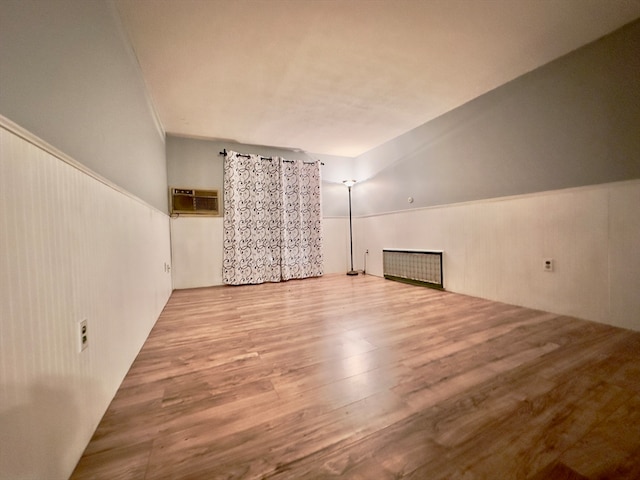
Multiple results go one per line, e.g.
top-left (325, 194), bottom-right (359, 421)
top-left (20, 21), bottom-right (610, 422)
top-left (280, 159), bottom-right (323, 280)
top-left (223, 151), bottom-right (323, 285)
top-left (223, 151), bottom-right (282, 285)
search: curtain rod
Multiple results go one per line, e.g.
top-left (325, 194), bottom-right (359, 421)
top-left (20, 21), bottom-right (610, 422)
top-left (219, 149), bottom-right (324, 165)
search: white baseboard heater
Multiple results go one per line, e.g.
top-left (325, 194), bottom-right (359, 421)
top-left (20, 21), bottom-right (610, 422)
top-left (383, 249), bottom-right (444, 290)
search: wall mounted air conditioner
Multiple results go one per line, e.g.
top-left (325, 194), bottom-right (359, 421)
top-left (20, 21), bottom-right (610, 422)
top-left (170, 188), bottom-right (219, 216)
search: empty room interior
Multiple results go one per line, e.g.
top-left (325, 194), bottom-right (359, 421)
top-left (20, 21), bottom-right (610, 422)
top-left (2, 0), bottom-right (640, 479)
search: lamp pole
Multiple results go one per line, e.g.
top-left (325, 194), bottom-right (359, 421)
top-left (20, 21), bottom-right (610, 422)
top-left (343, 180), bottom-right (358, 276)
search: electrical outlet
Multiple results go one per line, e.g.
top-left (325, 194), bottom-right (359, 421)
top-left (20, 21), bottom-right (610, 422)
top-left (543, 258), bottom-right (554, 272)
top-left (79, 319), bottom-right (88, 352)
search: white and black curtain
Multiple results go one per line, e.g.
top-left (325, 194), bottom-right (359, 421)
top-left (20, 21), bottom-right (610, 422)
top-left (223, 150), bottom-right (323, 285)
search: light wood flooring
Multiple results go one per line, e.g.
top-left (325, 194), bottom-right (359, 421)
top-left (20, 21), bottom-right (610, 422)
top-left (71, 274), bottom-right (640, 479)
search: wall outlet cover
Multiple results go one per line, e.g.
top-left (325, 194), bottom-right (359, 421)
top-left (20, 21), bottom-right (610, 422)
top-left (79, 319), bottom-right (88, 352)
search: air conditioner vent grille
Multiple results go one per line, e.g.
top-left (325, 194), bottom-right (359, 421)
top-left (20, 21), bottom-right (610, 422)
top-left (170, 188), bottom-right (219, 216)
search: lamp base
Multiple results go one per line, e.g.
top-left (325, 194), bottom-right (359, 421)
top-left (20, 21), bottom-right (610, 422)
top-left (346, 270), bottom-right (359, 276)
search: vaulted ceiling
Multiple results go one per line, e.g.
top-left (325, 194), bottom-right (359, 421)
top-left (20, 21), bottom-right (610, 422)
top-left (115, 0), bottom-right (640, 157)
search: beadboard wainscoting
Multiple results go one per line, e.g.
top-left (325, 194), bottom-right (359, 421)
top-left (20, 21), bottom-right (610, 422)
top-left (170, 216), bottom-right (350, 289)
top-left (170, 216), bottom-right (224, 289)
top-left (353, 180), bottom-right (640, 331)
top-left (322, 217), bottom-right (352, 275)
top-left (0, 120), bottom-right (173, 479)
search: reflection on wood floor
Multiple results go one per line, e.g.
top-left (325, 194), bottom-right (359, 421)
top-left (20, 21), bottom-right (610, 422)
top-left (72, 274), bottom-right (640, 479)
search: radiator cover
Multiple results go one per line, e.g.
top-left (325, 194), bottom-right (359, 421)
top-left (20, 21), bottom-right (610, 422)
top-left (383, 249), bottom-right (444, 290)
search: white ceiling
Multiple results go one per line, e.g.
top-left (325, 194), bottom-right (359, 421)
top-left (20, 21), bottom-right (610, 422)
top-left (115, 0), bottom-right (640, 157)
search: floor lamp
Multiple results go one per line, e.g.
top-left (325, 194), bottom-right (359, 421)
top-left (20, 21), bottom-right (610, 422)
top-left (343, 180), bottom-right (358, 276)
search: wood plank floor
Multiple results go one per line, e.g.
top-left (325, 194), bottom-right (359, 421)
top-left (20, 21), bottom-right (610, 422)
top-left (71, 274), bottom-right (640, 479)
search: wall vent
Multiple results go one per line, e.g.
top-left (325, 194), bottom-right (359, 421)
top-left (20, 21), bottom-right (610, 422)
top-left (383, 249), bottom-right (444, 289)
top-left (170, 188), bottom-right (219, 216)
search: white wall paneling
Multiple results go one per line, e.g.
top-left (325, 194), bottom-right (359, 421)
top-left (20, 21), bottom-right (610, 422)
top-left (321, 217), bottom-right (350, 275)
top-left (170, 216), bottom-right (224, 289)
top-left (170, 216), bottom-right (349, 289)
top-left (353, 180), bottom-right (640, 331)
top-left (608, 181), bottom-right (640, 330)
top-left (0, 121), bottom-right (172, 479)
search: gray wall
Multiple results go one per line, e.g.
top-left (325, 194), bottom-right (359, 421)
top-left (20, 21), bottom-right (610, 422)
top-left (0, 0), bottom-right (168, 212)
top-left (166, 135), bottom-right (353, 217)
top-left (354, 20), bottom-right (640, 216)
